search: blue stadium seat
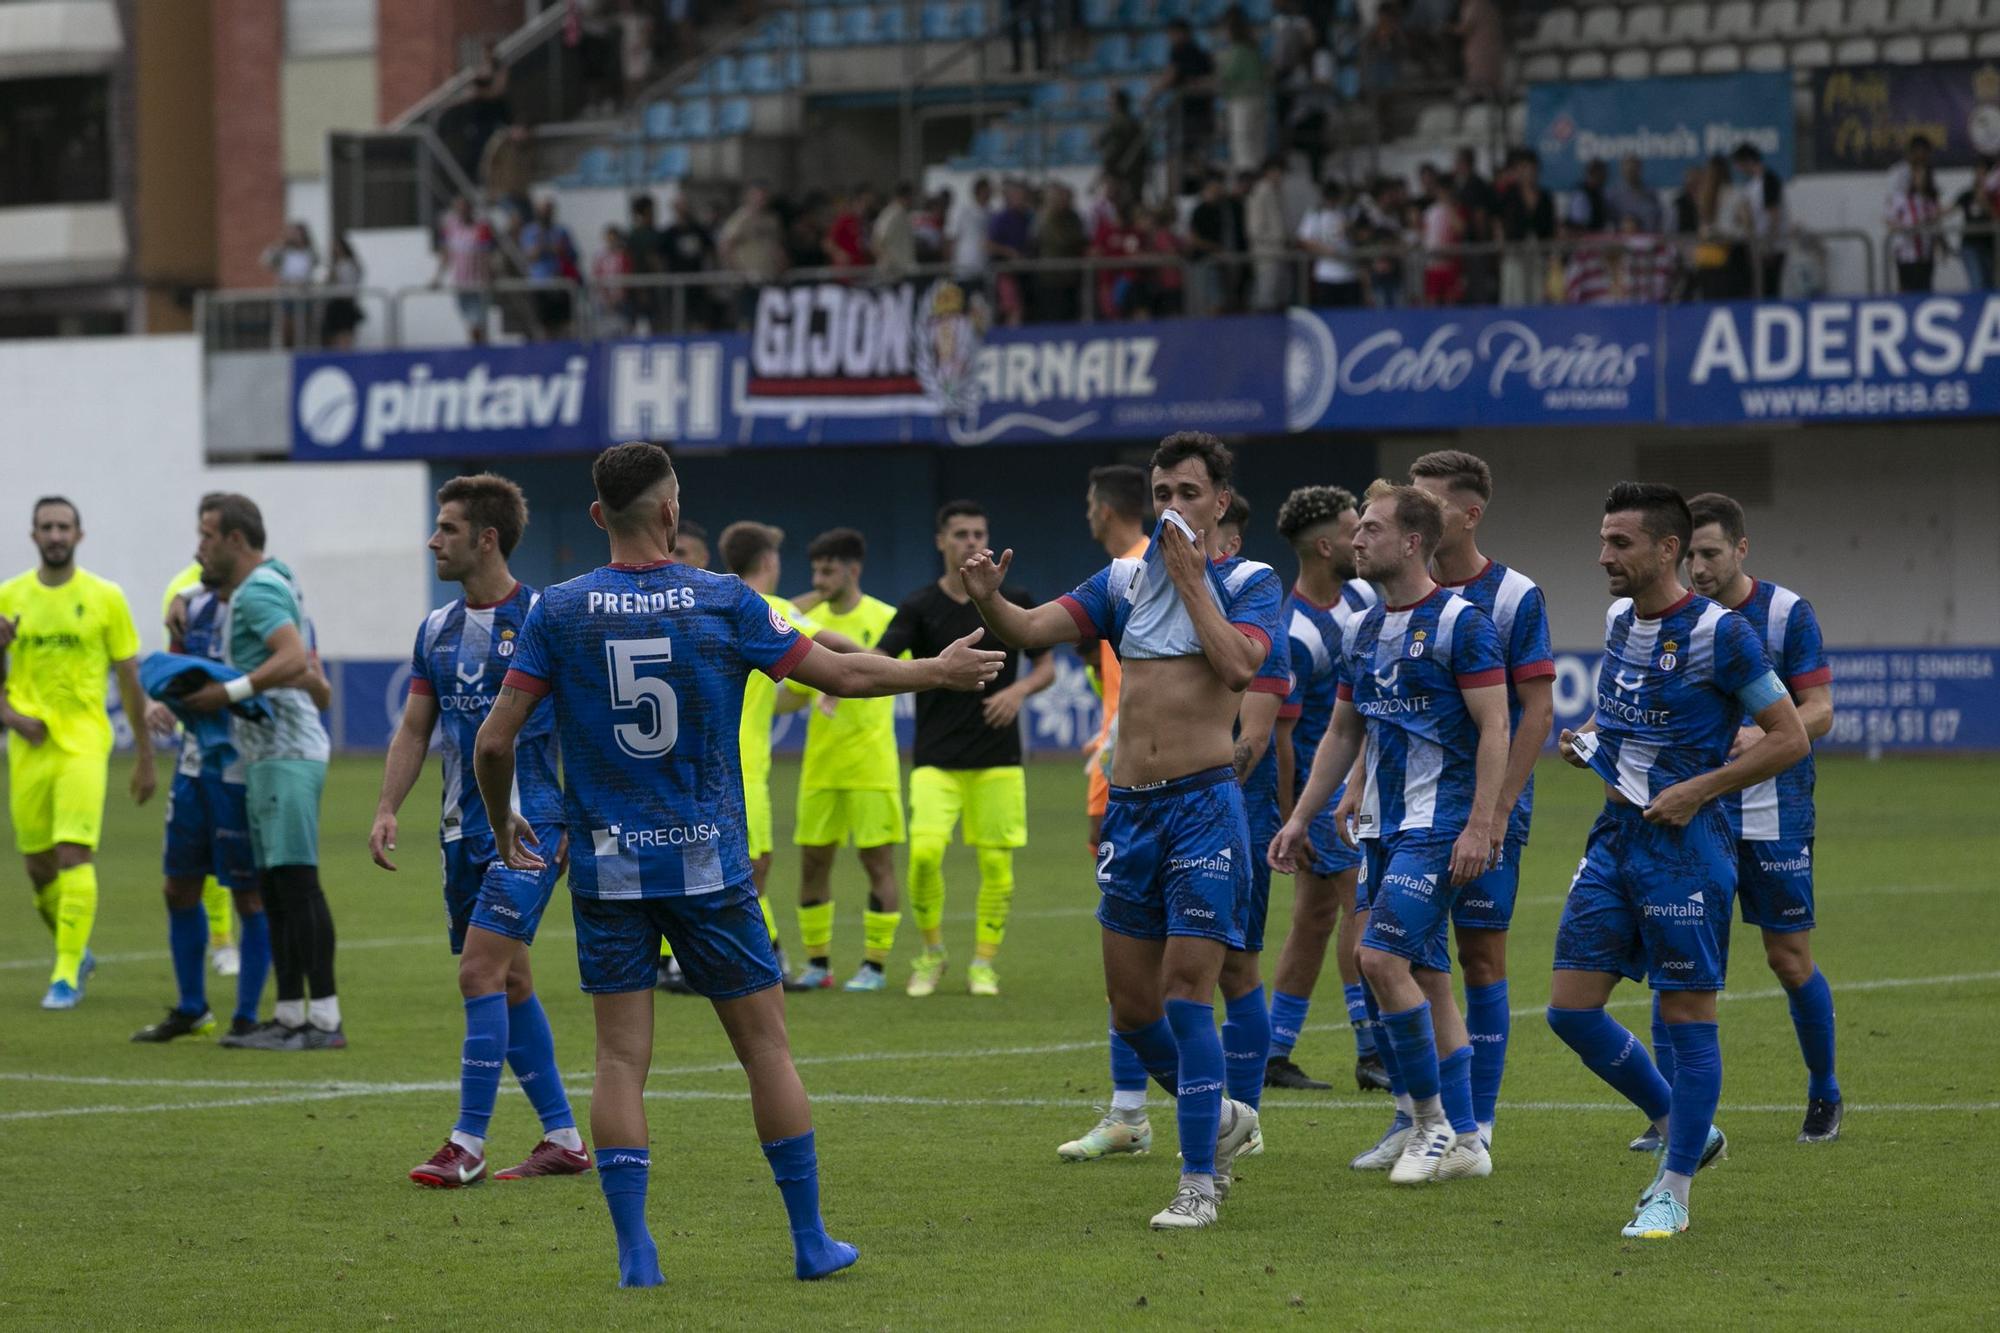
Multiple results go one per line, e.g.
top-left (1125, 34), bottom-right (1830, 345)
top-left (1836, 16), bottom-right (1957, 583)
top-left (875, 3), bottom-right (907, 42)
top-left (806, 8), bottom-right (844, 44)
top-left (1035, 81), bottom-right (1074, 113)
top-left (678, 99), bottom-right (714, 138)
top-left (1240, 0), bottom-right (1274, 18)
top-left (643, 101), bottom-right (678, 138)
top-left (1131, 0), bottom-right (1171, 26)
top-left (717, 97), bottom-right (753, 135)
top-left (923, 1), bottom-right (958, 38)
top-left (741, 53), bottom-right (780, 92)
top-left (1054, 126), bottom-right (1094, 164)
top-left (708, 56), bottom-right (741, 94)
top-left (1134, 30), bottom-right (1172, 67)
top-left (959, 1), bottom-right (986, 36)
top-left (1074, 78), bottom-right (1110, 115)
top-left (1084, 0), bottom-right (1127, 26)
top-left (575, 146), bottom-right (614, 186)
top-left (1089, 33), bottom-right (1133, 71)
top-left (651, 145), bottom-right (691, 180)
top-left (843, 5), bottom-right (880, 42)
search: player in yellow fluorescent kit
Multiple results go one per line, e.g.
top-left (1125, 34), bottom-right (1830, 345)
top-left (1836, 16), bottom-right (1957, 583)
top-left (162, 560), bottom-right (239, 975)
top-left (0, 496), bottom-right (157, 1009)
top-left (788, 528), bottom-right (905, 992)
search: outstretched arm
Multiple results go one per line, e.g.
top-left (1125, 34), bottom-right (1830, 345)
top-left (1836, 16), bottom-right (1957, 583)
top-left (960, 549), bottom-right (1086, 651)
top-left (786, 630), bottom-right (1003, 699)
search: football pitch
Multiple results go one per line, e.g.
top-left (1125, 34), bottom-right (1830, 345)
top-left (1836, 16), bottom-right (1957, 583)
top-left (2, 754), bottom-right (1995, 1330)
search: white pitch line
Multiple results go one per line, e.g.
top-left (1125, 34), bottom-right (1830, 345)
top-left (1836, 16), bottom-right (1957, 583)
top-left (0, 882), bottom-right (1984, 974)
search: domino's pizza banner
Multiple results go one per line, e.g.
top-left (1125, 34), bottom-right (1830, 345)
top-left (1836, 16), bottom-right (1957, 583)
top-left (1546, 648), bottom-right (2000, 752)
top-left (1526, 71), bottom-right (1794, 192)
top-left (290, 281), bottom-right (1288, 459)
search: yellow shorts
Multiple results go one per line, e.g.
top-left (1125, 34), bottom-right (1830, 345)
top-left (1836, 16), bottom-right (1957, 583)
top-left (795, 785), bottom-right (905, 849)
top-left (7, 740), bottom-right (108, 855)
top-left (745, 777), bottom-right (773, 859)
top-left (910, 765), bottom-right (1028, 849)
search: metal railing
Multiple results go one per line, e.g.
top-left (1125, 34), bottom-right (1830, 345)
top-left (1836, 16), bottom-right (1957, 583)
top-left (194, 227), bottom-right (1919, 354)
top-left (1882, 221), bottom-right (2000, 293)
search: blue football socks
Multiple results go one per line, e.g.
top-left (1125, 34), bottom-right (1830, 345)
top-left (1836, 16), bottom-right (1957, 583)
top-left (167, 902), bottom-right (208, 1016)
top-left (1110, 1006), bottom-right (1151, 1096)
top-left (1362, 982), bottom-right (1406, 1096)
top-left (1381, 1000), bottom-right (1440, 1103)
top-left (1343, 982), bottom-right (1376, 1059)
top-left (1165, 998), bottom-right (1224, 1177)
top-left (505, 993), bottom-right (577, 1133)
top-left (1221, 986), bottom-right (1269, 1110)
top-left (1115, 1016), bottom-right (1182, 1100)
top-left (233, 905), bottom-right (271, 1025)
top-left (1787, 967), bottom-right (1841, 1103)
top-left (1437, 1044), bottom-right (1478, 1134)
top-left (597, 1148), bottom-right (664, 1288)
top-left (455, 992), bottom-right (508, 1141)
top-left (1663, 1021), bottom-right (1723, 1179)
top-left (1464, 979), bottom-right (1510, 1126)
top-left (1267, 989), bottom-right (1311, 1060)
top-left (762, 1130), bottom-right (858, 1280)
top-left (1651, 991), bottom-right (1678, 1088)
top-left (1547, 1006), bottom-right (1672, 1124)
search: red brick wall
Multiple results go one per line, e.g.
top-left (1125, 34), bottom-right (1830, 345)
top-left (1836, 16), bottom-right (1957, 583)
top-left (378, 0), bottom-right (526, 126)
top-left (211, 0), bottom-right (283, 289)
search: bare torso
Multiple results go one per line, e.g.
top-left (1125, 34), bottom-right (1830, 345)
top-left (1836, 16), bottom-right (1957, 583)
top-left (1110, 655), bottom-right (1240, 786)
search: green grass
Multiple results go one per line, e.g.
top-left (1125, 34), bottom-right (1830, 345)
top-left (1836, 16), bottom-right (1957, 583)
top-left (1, 755), bottom-right (1996, 1330)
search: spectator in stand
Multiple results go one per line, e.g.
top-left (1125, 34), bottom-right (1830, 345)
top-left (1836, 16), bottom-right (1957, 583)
top-left (1185, 172), bottom-right (1244, 313)
top-left (1886, 159), bottom-right (1944, 294)
top-left (1452, 147), bottom-right (1499, 304)
top-left (1454, 0), bottom-right (1504, 102)
top-left (827, 184), bottom-right (875, 271)
top-left (616, 0), bottom-right (656, 92)
top-left (1004, 0), bottom-right (1046, 73)
top-left (1358, 175), bottom-right (1411, 306)
top-left (1247, 155), bottom-right (1292, 311)
top-left (1218, 7), bottom-right (1270, 174)
top-left (1565, 158), bottom-right (1611, 235)
top-left (1694, 153), bottom-right (1753, 300)
top-left (1141, 204), bottom-right (1186, 316)
top-left (1297, 179), bottom-right (1361, 307)
top-left (1098, 89), bottom-right (1151, 204)
top-left (719, 184), bottom-right (786, 326)
top-left (623, 194), bottom-right (664, 331)
top-left (320, 234), bottom-right (364, 349)
top-left (1949, 154), bottom-right (1998, 291)
top-left (913, 190), bottom-right (949, 264)
top-left (1031, 181), bottom-right (1087, 322)
top-left (1156, 19), bottom-right (1217, 180)
top-left (1422, 168), bottom-right (1466, 306)
top-left (989, 179), bottom-right (1038, 324)
top-left (1731, 142), bottom-right (1786, 296)
top-left (1565, 218), bottom-right (1675, 305)
top-left (872, 181), bottom-right (918, 281)
top-left (785, 189), bottom-right (833, 270)
top-left (448, 41), bottom-right (512, 183)
top-left (1362, 1), bottom-right (1408, 94)
top-left (594, 225), bottom-right (635, 333)
top-left (1607, 155), bottom-right (1664, 236)
top-left (480, 125), bottom-right (535, 225)
top-left (261, 220), bottom-right (318, 347)
top-left (519, 197), bottom-right (580, 338)
top-left (662, 194), bottom-right (718, 330)
top-left (1269, 0), bottom-right (1317, 126)
top-left (572, 0), bottom-right (622, 117)
top-left (1672, 163), bottom-right (1704, 237)
top-left (1403, 0), bottom-right (1457, 76)
top-left (1090, 186), bottom-right (1147, 318)
top-left (951, 177), bottom-right (997, 296)
top-left (432, 198), bottom-right (493, 344)
top-left (1498, 150), bottom-right (1556, 306)
top-left (1887, 133), bottom-right (1934, 196)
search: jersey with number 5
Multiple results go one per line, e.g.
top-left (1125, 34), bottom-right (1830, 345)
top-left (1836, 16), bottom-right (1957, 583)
top-left (503, 560), bottom-right (810, 899)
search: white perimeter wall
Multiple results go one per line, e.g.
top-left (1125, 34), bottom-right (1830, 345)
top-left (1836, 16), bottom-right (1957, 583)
top-left (1378, 425), bottom-right (2000, 649)
top-left (0, 335), bottom-right (429, 657)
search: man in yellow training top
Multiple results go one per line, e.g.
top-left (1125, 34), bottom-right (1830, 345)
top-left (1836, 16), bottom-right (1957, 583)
top-left (788, 528), bottom-right (905, 993)
top-left (0, 496), bottom-right (157, 1009)
top-left (161, 560), bottom-right (239, 976)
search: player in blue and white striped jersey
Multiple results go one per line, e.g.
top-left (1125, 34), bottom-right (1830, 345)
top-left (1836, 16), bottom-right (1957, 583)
top-left (369, 474), bottom-right (587, 1189)
top-left (1685, 491), bottom-right (1841, 1145)
top-left (1550, 483), bottom-right (1809, 1240)
top-left (1409, 451), bottom-right (1556, 1155)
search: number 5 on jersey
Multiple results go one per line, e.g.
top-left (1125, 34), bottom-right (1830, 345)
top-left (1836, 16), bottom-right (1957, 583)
top-left (607, 637), bottom-right (679, 758)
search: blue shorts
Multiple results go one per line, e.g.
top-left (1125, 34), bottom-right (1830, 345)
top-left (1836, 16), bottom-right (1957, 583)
top-left (1303, 784), bottom-right (1364, 877)
top-left (1353, 839), bottom-right (1385, 914)
top-left (1239, 786), bottom-right (1282, 954)
top-left (1554, 803), bottom-right (1737, 992)
top-left (572, 883), bottom-right (781, 998)
top-left (1737, 838), bottom-right (1814, 933)
top-left (443, 830), bottom-right (563, 954)
top-left (161, 770), bottom-right (256, 890)
top-left (1095, 766), bottom-right (1250, 949)
top-left (1450, 834), bottom-right (1525, 932)
top-left (1360, 829), bottom-right (1460, 973)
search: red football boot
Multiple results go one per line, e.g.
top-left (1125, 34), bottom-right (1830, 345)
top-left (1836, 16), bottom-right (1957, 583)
top-left (409, 1139), bottom-right (486, 1188)
top-left (495, 1137), bottom-right (594, 1180)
